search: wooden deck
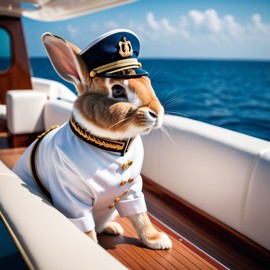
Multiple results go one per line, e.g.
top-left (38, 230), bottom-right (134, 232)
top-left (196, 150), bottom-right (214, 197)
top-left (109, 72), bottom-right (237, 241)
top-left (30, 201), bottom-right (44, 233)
top-left (98, 216), bottom-right (222, 270)
top-left (0, 141), bottom-right (226, 270)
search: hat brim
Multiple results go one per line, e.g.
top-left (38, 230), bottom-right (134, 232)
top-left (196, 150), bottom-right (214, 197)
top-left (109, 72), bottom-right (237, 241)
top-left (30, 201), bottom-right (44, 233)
top-left (97, 68), bottom-right (149, 79)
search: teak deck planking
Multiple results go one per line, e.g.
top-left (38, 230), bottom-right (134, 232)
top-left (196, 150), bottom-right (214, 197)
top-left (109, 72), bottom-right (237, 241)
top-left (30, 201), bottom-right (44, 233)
top-left (98, 216), bottom-right (221, 270)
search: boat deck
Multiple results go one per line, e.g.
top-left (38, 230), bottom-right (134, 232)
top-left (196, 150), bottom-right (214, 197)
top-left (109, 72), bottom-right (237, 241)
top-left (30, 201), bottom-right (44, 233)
top-left (99, 216), bottom-right (221, 270)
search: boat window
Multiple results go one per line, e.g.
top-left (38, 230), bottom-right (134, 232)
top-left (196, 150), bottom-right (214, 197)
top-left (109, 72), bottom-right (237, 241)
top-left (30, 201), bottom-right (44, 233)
top-left (0, 28), bottom-right (12, 71)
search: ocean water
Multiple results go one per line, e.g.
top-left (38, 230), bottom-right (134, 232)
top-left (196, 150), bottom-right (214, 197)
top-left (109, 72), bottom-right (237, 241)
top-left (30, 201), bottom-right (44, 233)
top-left (30, 58), bottom-right (270, 141)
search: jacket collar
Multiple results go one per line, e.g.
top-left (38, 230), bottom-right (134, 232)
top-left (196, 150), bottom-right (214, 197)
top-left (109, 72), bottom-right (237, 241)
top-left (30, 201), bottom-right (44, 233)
top-left (69, 115), bottom-right (134, 156)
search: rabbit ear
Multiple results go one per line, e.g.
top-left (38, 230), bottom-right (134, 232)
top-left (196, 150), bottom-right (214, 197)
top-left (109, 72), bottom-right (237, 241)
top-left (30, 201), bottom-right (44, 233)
top-left (42, 32), bottom-right (90, 94)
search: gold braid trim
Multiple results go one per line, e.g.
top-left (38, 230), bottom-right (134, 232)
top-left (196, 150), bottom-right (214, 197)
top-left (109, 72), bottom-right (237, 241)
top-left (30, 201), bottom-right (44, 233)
top-left (70, 117), bottom-right (126, 151)
top-left (90, 58), bottom-right (142, 77)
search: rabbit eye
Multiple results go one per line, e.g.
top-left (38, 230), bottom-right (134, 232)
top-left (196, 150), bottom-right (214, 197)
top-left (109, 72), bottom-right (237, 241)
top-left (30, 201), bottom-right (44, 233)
top-left (112, 85), bottom-right (126, 98)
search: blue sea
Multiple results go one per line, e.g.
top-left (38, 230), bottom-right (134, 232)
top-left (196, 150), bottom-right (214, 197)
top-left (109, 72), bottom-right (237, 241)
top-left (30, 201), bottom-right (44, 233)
top-left (30, 58), bottom-right (270, 142)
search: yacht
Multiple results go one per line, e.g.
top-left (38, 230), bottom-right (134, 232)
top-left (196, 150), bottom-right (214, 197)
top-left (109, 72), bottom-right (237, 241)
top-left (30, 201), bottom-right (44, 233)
top-left (0, 1), bottom-right (269, 269)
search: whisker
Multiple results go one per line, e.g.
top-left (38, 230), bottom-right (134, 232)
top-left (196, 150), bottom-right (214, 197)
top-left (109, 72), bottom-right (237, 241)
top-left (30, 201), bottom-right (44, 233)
top-left (160, 124), bottom-right (176, 145)
top-left (109, 115), bottom-right (133, 129)
top-left (119, 118), bottom-right (135, 138)
top-left (163, 93), bottom-right (188, 107)
top-left (146, 60), bottom-right (160, 75)
top-left (165, 110), bottom-right (188, 118)
top-left (149, 68), bottom-right (163, 82)
top-left (162, 121), bottom-right (176, 137)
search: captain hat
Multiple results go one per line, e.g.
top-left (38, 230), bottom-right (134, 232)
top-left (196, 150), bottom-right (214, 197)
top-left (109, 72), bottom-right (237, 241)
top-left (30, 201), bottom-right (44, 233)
top-left (80, 29), bottom-right (148, 78)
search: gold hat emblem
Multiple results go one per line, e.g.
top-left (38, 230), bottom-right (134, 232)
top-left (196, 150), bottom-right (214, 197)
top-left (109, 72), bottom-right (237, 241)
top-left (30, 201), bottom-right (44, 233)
top-left (118, 37), bottom-right (133, 58)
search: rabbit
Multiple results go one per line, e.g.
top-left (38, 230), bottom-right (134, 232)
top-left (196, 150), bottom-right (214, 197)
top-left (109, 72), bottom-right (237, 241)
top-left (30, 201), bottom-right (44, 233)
top-left (13, 29), bottom-right (172, 250)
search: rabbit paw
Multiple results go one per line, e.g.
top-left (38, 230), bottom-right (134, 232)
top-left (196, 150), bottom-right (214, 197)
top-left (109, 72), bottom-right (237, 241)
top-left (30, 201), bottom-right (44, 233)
top-left (102, 221), bottom-right (124, 235)
top-left (142, 232), bottom-right (172, 250)
top-left (86, 229), bottom-right (98, 243)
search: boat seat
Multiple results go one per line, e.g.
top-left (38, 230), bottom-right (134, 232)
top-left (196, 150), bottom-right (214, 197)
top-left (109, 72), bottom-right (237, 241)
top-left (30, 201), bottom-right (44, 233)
top-left (142, 115), bottom-right (270, 251)
top-left (0, 161), bottom-right (126, 269)
top-left (6, 77), bottom-right (76, 135)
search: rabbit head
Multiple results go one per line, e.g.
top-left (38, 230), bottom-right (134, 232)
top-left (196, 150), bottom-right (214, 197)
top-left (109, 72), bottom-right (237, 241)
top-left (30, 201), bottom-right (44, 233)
top-left (42, 32), bottom-right (164, 140)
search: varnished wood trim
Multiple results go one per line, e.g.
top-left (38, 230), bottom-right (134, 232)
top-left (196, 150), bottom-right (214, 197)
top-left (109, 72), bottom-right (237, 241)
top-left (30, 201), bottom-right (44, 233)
top-left (0, 16), bottom-right (32, 104)
top-left (0, 121), bottom-right (7, 132)
top-left (10, 133), bottom-right (40, 148)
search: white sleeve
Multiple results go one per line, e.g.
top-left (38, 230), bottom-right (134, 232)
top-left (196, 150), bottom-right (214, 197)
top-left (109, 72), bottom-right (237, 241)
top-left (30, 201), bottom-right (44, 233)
top-left (115, 175), bottom-right (147, 217)
top-left (69, 211), bottom-right (95, 232)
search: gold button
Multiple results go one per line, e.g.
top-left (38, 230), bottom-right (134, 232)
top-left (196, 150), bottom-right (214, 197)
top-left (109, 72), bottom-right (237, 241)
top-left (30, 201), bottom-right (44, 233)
top-left (122, 190), bottom-right (129, 196)
top-left (122, 160), bottom-right (133, 170)
top-left (108, 203), bottom-right (115, 209)
top-left (90, 70), bottom-right (97, 77)
top-left (128, 177), bottom-right (134, 183)
top-left (114, 197), bottom-right (121, 203)
top-left (120, 180), bottom-right (127, 186)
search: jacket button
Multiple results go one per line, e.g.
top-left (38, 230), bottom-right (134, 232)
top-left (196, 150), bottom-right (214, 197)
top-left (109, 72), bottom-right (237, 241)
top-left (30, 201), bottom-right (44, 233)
top-left (128, 177), bottom-right (134, 183)
top-left (108, 203), bottom-right (115, 209)
top-left (122, 189), bottom-right (129, 196)
top-left (114, 197), bottom-right (121, 203)
top-left (122, 160), bottom-right (133, 170)
top-left (120, 180), bottom-right (127, 186)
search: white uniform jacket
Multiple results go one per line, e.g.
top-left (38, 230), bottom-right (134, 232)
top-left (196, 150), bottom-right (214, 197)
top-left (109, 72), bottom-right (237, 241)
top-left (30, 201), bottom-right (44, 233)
top-left (13, 122), bottom-right (147, 233)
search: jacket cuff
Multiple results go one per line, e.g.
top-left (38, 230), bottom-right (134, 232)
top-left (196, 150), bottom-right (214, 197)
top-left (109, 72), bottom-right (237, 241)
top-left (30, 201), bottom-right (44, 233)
top-left (69, 211), bottom-right (95, 232)
top-left (116, 194), bottom-right (147, 217)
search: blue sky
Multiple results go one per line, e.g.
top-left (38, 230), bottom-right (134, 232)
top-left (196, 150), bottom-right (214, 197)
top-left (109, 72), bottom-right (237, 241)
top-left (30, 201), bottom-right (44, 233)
top-left (21, 0), bottom-right (270, 59)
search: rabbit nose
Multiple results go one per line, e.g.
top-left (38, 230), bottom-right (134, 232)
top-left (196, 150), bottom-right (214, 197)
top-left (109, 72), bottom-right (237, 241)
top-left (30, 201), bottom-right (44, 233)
top-left (148, 110), bottom-right (158, 119)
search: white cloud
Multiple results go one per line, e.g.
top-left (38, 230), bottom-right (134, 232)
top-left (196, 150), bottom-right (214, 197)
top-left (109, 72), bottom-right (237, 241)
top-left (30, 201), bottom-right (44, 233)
top-left (147, 12), bottom-right (160, 31)
top-left (146, 12), bottom-right (177, 38)
top-left (181, 9), bottom-right (270, 42)
top-left (251, 14), bottom-right (265, 30)
top-left (104, 20), bottom-right (119, 30)
top-left (188, 9), bottom-right (223, 34)
top-left (189, 10), bottom-right (204, 27)
top-left (223, 15), bottom-right (244, 37)
top-left (161, 18), bottom-right (177, 35)
top-left (179, 16), bottom-right (190, 39)
top-left (67, 24), bottom-right (79, 40)
top-left (204, 9), bottom-right (222, 33)
top-left (248, 14), bottom-right (270, 38)
top-left (94, 9), bottom-right (270, 56)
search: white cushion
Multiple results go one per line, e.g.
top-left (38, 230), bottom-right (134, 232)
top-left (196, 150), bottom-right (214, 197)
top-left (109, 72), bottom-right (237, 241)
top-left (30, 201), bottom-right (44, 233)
top-left (44, 99), bottom-right (73, 129)
top-left (142, 115), bottom-right (270, 250)
top-left (31, 77), bottom-right (77, 102)
top-left (6, 90), bottom-right (47, 134)
top-left (243, 150), bottom-right (270, 250)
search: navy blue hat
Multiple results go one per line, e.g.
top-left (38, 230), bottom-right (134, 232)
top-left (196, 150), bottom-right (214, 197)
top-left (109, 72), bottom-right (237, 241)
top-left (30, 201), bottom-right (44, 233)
top-left (80, 29), bottom-right (148, 78)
